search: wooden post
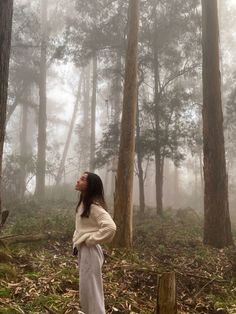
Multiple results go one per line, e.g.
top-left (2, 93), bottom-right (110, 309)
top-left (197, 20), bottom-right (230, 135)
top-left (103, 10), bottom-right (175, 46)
top-left (156, 272), bottom-right (177, 314)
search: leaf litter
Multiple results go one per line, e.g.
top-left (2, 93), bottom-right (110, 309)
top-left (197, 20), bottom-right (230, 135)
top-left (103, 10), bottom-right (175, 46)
top-left (0, 209), bottom-right (235, 314)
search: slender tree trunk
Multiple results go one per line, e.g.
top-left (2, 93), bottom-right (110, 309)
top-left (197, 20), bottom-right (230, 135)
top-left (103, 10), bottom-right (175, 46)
top-left (112, 0), bottom-right (139, 248)
top-left (106, 54), bottom-right (122, 202)
top-left (104, 164), bottom-right (109, 197)
top-left (173, 164), bottom-right (179, 207)
top-left (89, 54), bottom-right (97, 172)
top-left (155, 152), bottom-right (164, 215)
top-left (199, 146), bottom-right (204, 191)
top-left (201, 0), bottom-right (233, 248)
top-left (113, 51), bottom-right (122, 123)
top-left (84, 64), bottom-right (90, 123)
top-left (111, 51), bottom-right (122, 198)
top-left (19, 96), bottom-right (28, 199)
top-left (55, 73), bottom-right (83, 185)
top-left (153, 7), bottom-right (163, 215)
top-left (6, 87), bottom-right (25, 124)
top-left (136, 95), bottom-right (145, 216)
top-left (35, 0), bottom-right (48, 199)
top-left (0, 0), bottom-right (13, 220)
top-left (79, 64), bottom-right (91, 172)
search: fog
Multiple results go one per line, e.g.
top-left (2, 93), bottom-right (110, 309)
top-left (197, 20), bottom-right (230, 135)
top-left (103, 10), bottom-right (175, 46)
top-left (4, 0), bottom-right (236, 218)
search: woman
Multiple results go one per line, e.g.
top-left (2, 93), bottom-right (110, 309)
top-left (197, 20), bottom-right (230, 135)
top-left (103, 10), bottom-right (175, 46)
top-left (73, 172), bottom-right (116, 314)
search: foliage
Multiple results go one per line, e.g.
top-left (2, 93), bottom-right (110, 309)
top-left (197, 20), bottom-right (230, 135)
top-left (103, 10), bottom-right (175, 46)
top-left (94, 0), bottom-right (202, 170)
top-left (95, 122), bottom-right (120, 168)
top-left (65, 0), bottom-right (127, 65)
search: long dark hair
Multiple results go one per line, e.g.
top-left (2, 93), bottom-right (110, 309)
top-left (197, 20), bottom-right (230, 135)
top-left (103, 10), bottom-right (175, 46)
top-left (76, 172), bottom-right (107, 217)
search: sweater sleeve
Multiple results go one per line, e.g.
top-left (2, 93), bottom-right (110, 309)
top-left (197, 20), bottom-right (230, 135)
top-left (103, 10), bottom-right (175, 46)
top-left (85, 205), bottom-right (116, 246)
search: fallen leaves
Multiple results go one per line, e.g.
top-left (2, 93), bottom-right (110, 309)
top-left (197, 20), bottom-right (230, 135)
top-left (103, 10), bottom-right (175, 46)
top-left (0, 211), bottom-right (235, 313)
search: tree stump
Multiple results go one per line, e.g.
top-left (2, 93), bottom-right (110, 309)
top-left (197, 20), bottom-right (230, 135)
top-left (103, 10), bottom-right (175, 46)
top-left (156, 272), bottom-right (177, 314)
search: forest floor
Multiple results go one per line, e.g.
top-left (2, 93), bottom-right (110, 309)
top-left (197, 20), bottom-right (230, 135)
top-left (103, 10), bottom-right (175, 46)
top-left (0, 205), bottom-right (236, 314)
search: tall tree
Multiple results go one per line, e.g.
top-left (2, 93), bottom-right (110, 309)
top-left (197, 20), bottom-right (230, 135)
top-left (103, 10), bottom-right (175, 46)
top-left (89, 54), bottom-right (97, 172)
top-left (35, 0), bottom-right (48, 199)
top-left (201, 0), bottom-right (233, 248)
top-left (77, 64), bottom-right (91, 172)
top-left (153, 5), bottom-right (163, 215)
top-left (55, 72), bottom-right (83, 185)
top-left (136, 96), bottom-right (145, 215)
top-left (112, 0), bottom-right (139, 248)
top-left (0, 0), bottom-right (13, 224)
top-left (19, 89), bottom-right (29, 199)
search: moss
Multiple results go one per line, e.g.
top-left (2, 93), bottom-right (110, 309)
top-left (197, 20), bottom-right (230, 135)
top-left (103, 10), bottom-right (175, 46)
top-left (0, 287), bottom-right (11, 298)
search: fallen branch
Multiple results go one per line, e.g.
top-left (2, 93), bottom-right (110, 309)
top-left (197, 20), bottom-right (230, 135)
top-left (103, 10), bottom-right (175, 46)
top-left (105, 263), bottom-right (158, 274)
top-left (43, 305), bottom-right (60, 314)
top-left (193, 277), bottom-right (216, 298)
top-left (0, 232), bottom-right (66, 245)
top-left (175, 270), bottom-right (229, 283)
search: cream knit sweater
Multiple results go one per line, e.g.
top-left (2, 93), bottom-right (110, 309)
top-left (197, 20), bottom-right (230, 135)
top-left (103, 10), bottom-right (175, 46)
top-left (72, 203), bottom-right (116, 249)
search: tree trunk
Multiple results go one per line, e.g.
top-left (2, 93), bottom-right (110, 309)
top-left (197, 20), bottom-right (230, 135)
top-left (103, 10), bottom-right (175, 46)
top-left (173, 164), bottom-right (179, 207)
top-left (153, 6), bottom-right (163, 216)
top-left (155, 151), bottom-right (164, 215)
top-left (201, 0), bottom-right (233, 248)
top-left (136, 96), bottom-right (145, 215)
top-left (112, 0), bottom-right (139, 248)
top-left (111, 51), bottom-right (122, 198)
top-left (6, 87), bottom-right (24, 124)
top-left (19, 96), bottom-right (28, 199)
top-left (55, 72), bottom-right (83, 185)
top-left (89, 54), bottom-right (97, 172)
top-left (113, 51), bottom-right (122, 123)
top-left (199, 148), bottom-right (204, 193)
top-left (35, 0), bottom-right (48, 199)
top-left (79, 64), bottom-right (91, 172)
top-left (0, 0), bottom-right (13, 220)
top-left (156, 272), bottom-right (177, 314)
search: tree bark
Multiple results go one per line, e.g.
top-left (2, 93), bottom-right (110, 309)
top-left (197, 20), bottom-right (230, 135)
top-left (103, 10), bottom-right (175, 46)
top-left (55, 72), bottom-right (83, 185)
top-left (6, 86), bottom-right (25, 124)
top-left (0, 0), bottom-right (13, 219)
top-left (19, 93), bottom-right (28, 199)
top-left (136, 99), bottom-right (145, 216)
top-left (156, 272), bottom-right (177, 314)
top-left (79, 64), bottom-right (91, 172)
top-left (35, 0), bottom-right (48, 199)
top-left (112, 0), bottom-right (139, 248)
top-left (111, 51), bottom-right (122, 198)
top-left (155, 152), bottom-right (164, 215)
top-left (153, 7), bottom-right (163, 216)
top-left (201, 0), bottom-right (233, 248)
top-left (113, 51), bottom-right (122, 123)
top-left (173, 164), bottom-right (179, 207)
top-left (89, 54), bottom-right (97, 172)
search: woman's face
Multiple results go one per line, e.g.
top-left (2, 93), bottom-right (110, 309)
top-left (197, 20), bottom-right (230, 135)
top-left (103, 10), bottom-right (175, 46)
top-left (75, 173), bottom-right (88, 192)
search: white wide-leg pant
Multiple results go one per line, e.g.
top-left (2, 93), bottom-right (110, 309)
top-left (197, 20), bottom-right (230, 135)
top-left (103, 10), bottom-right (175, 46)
top-left (78, 243), bottom-right (105, 314)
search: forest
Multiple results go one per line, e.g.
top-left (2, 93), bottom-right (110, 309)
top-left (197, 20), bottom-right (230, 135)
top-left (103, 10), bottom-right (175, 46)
top-left (0, 0), bottom-right (236, 313)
